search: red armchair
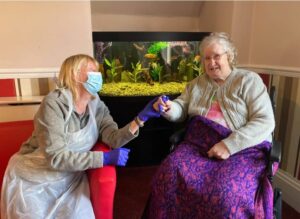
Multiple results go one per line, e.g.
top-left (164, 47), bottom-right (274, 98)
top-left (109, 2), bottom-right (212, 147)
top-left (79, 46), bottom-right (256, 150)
top-left (0, 121), bottom-right (116, 219)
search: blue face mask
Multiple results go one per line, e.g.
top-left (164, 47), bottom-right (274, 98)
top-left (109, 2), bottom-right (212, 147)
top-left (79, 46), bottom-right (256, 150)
top-left (83, 72), bottom-right (103, 96)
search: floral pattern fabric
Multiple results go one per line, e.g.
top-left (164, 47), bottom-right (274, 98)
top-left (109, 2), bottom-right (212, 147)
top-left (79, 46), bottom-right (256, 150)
top-left (146, 116), bottom-right (274, 219)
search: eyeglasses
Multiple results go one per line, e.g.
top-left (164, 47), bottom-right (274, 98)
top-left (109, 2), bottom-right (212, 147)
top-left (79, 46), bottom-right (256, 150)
top-left (204, 52), bottom-right (227, 61)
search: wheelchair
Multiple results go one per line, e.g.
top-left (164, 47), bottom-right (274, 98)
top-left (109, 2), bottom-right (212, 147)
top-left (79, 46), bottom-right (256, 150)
top-left (169, 85), bottom-right (282, 219)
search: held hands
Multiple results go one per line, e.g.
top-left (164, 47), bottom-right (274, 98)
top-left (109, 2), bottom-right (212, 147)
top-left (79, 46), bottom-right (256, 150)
top-left (103, 148), bottom-right (130, 166)
top-left (138, 95), bottom-right (170, 122)
top-left (154, 95), bottom-right (171, 113)
top-left (207, 141), bottom-right (230, 160)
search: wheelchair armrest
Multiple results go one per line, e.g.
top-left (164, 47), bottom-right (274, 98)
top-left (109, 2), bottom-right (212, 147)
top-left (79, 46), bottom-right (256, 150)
top-left (267, 139), bottom-right (282, 182)
top-left (270, 139), bottom-right (282, 163)
top-left (169, 128), bottom-right (186, 151)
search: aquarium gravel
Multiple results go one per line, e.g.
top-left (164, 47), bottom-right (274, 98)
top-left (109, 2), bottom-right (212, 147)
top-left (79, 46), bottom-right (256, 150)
top-left (99, 82), bottom-right (186, 96)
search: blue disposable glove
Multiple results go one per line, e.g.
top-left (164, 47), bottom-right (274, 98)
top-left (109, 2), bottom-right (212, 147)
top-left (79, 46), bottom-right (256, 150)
top-left (138, 95), bottom-right (169, 122)
top-left (138, 97), bottom-right (160, 122)
top-left (103, 148), bottom-right (130, 166)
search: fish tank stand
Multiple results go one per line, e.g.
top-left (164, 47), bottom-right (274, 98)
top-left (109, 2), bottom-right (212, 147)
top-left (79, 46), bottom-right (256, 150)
top-left (100, 94), bottom-right (185, 167)
top-left (94, 32), bottom-right (209, 166)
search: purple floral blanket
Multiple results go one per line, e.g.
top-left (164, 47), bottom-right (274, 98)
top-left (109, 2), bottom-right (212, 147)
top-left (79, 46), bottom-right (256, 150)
top-left (146, 116), bottom-right (274, 219)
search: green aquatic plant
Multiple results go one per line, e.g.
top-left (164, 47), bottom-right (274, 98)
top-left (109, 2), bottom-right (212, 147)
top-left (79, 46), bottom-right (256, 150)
top-left (147, 42), bottom-right (169, 55)
top-left (150, 62), bottom-right (163, 83)
top-left (190, 55), bottom-right (204, 77)
top-left (191, 63), bottom-right (204, 77)
top-left (178, 55), bottom-right (202, 82)
top-left (104, 58), bottom-right (123, 82)
top-left (120, 70), bottom-right (131, 82)
top-left (177, 59), bottom-right (186, 81)
top-left (178, 59), bottom-right (193, 81)
top-left (128, 61), bottom-right (148, 83)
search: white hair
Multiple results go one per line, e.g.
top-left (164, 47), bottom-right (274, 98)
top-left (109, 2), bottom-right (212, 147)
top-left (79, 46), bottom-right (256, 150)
top-left (199, 32), bottom-right (237, 67)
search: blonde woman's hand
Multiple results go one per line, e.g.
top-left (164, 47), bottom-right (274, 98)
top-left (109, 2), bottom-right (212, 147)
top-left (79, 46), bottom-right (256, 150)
top-left (207, 141), bottom-right (230, 160)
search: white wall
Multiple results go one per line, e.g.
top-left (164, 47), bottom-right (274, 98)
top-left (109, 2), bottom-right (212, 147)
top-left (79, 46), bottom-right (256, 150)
top-left (197, 1), bottom-right (234, 33)
top-left (2, 1), bottom-right (300, 74)
top-left (230, 2), bottom-right (254, 65)
top-left (91, 1), bottom-right (203, 32)
top-left (0, 1), bottom-right (93, 69)
top-left (249, 1), bottom-right (300, 68)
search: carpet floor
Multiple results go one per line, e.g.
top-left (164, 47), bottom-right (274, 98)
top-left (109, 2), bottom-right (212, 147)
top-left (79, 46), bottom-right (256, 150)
top-left (114, 166), bottom-right (158, 219)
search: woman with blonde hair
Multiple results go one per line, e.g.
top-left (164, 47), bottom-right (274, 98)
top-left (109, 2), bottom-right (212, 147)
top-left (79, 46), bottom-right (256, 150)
top-left (1, 54), bottom-right (160, 218)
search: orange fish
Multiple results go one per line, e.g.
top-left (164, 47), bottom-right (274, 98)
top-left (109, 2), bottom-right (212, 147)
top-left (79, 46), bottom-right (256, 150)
top-left (144, 53), bottom-right (157, 59)
top-left (194, 55), bottom-right (201, 62)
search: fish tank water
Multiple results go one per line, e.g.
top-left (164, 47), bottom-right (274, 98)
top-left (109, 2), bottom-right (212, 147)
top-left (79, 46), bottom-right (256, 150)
top-left (93, 32), bottom-right (209, 96)
top-left (93, 32), bottom-right (209, 166)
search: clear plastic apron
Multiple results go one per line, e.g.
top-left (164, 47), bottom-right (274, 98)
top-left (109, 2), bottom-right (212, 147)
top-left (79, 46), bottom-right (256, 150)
top-left (1, 90), bottom-right (99, 219)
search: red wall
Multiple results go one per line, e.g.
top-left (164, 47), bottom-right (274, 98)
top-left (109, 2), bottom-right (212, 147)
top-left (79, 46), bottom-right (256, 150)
top-left (0, 79), bottom-right (16, 97)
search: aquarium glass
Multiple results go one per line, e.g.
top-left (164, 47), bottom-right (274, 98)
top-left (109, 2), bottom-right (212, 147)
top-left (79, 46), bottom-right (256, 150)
top-left (93, 32), bottom-right (209, 96)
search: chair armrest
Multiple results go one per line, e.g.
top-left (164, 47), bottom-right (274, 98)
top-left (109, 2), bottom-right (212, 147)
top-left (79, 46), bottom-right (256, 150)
top-left (270, 140), bottom-right (282, 163)
top-left (267, 139), bottom-right (282, 181)
top-left (87, 142), bottom-right (116, 219)
top-left (169, 128), bottom-right (186, 151)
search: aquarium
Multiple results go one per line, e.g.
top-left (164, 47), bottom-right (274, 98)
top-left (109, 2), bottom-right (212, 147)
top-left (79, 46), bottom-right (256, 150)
top-left (93, 32), bottom-right (209, 96)
top-left (93, 32), bottom-right (209, 166)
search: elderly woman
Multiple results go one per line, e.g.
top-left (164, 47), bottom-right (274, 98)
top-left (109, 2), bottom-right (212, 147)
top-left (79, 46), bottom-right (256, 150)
top-left (1, 54), bottom-right (159, 219)
top-left (143, 32), bottom-right (275, 218)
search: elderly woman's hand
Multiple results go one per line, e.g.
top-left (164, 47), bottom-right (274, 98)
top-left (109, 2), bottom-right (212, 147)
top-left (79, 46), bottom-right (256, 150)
top-left (207, 141), bottom-right (230, 160)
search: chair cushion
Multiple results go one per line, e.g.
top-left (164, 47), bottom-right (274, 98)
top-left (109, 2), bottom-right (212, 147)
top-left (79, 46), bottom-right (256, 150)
top-left (87, 142), bottom-right (116, 219)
